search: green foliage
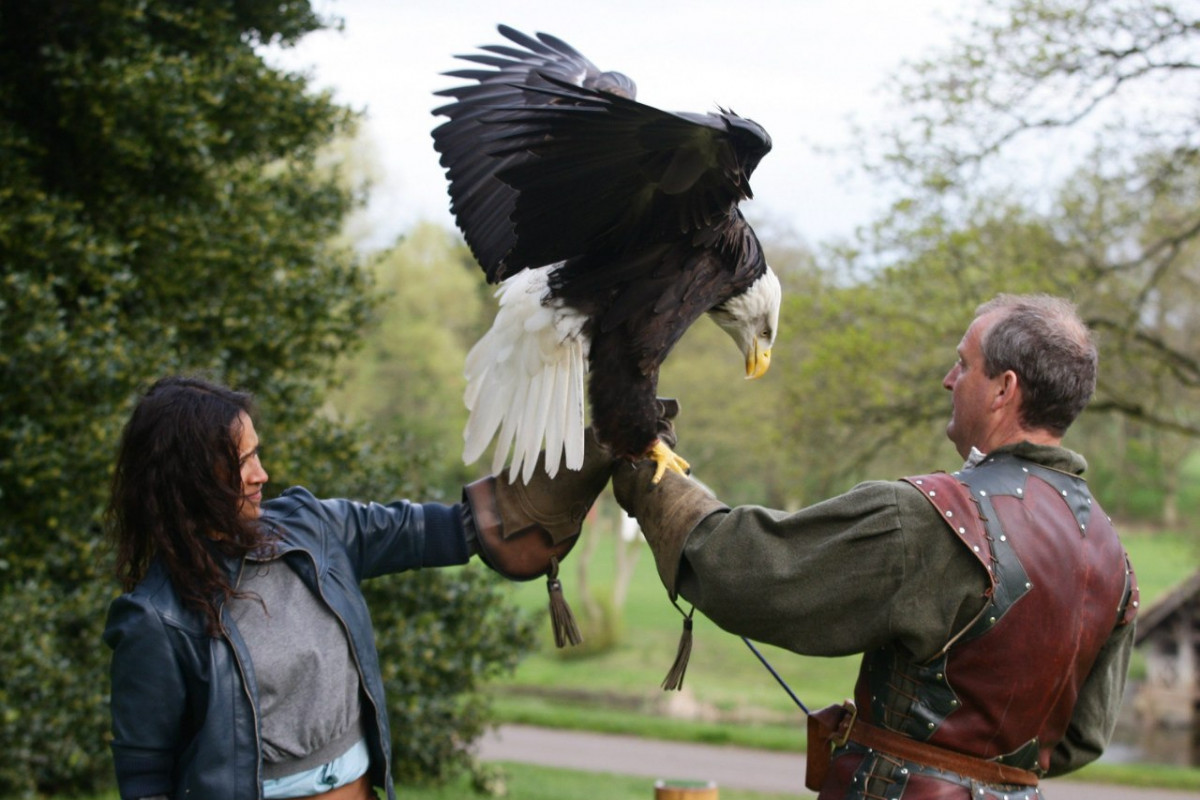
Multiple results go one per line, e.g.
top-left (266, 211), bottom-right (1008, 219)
top-left (0, 579), bottom-right (116, 796)
top-left (0, 3), bottom-right (530, 796)
top-left (0, 1), bottom-right (362, 792)
top-left (743, 203), bottom-right (1080, 497)
top-left (850, 0), bottom-right (1200, 507)
top-left (328, 222), bottom-right (489, 487)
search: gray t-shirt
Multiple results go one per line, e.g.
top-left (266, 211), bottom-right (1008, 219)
top-left (228, 558), bottom-right (365, 778)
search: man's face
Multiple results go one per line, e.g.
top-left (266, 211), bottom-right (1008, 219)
top-left (942, 311), bottom-right (1002, 459)
top-left (234, 411), bottom-right (269, 519)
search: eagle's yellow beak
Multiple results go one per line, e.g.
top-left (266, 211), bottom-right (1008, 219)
top-left (744, 341), bottom-right (772, 380)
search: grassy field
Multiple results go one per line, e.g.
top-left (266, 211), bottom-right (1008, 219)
top-left (493, 499), bottom-right (860, 722)
top-left (486, 506), bottom-right (1200, 790)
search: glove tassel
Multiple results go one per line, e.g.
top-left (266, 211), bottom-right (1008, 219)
top-left (661, 602), bottom-right (695, 691)
top-left (546, 556), bottom-right (582, 648)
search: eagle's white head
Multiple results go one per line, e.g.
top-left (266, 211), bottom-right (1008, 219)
top-left (708, 265), bottom-right (781, 379)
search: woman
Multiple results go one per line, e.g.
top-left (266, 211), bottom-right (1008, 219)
top-left (103, 376), bottom-right (609, 800)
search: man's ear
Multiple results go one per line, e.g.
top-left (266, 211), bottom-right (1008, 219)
top-left (991, 370), bottom-right (1020, 411)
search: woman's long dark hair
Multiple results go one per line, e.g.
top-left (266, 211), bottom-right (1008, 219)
top-left (108, 376), bottom-right (271, 634)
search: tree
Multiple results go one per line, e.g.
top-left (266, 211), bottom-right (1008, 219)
top-left (0, 3), bottom-right (530, 794)
top-left (816, 0), bottom-right (1200, 513)
top-left (861, 0), bottom-right (1200, 431)
top-left (767, 200), bottom-right (1080, 487)
top-left (328, 222), bottom-right (491, 487)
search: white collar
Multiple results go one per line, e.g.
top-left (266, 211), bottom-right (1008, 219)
top-left (963, 446), bottom-right (988, 469)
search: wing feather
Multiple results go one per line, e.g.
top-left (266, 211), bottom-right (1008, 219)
top-left (542, 350), bottom-right (568, 469)
top-left (480, 79), bottom-right (771, 275)
top-left (432, 26), bottom-right (635, 281)
top-left (563, 334), bottom-right (586, 470)
top-left (461, 267), bottom-right (590, 479)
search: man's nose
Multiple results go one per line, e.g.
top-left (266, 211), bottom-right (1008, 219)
top-left (942, 365), bottom-right (958, 390)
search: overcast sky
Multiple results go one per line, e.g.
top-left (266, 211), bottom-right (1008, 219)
top-left (267, 0), bottom-right (964, 249)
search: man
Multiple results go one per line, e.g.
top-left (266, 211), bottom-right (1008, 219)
top-left (613, 294), bottom-right (1138, 800)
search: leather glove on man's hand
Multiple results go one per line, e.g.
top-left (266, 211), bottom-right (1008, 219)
top-left (612, 400), bottom-right (727, 599)
top-left (464, 427), bottom-right (612, 581)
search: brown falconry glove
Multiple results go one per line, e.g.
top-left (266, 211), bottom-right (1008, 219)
top-left (611, 399), bottom-right (728, 690)
top-left (612, 459), bottom-right (727, 600)
top-left (464, 427), bottom-right (613, 645)
top-left (612, 395), bottom-right (728, 598)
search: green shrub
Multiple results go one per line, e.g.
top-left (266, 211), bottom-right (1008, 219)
top-left (0, 1), bottom-right (536, 793)
top-left (0, 579), bottom-right (114, 797)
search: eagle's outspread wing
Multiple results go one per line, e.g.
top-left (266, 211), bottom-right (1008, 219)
top-left (432, 26), bottom-right (780, 482)
top-left (483, 79), bottom-right (772, 277)
top-left (432, 25), bottom-right (636, 281)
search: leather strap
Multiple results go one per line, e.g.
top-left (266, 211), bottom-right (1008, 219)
top-left (823, 703), bottom-right (1039, 788)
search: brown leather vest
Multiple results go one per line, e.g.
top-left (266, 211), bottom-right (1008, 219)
top-left (822, 452), bottom-right (1138, 800)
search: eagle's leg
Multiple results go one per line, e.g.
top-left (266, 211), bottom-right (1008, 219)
top-left (648, 439), bottom-right (690, 484)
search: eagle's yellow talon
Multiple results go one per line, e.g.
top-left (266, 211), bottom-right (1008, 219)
top-left (648, 440), bottom-right (690, 484)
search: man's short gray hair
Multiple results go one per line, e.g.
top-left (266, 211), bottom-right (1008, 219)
top-left (975, 294), bottom-right (1098, 436)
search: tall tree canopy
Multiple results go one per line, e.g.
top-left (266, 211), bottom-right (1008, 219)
top-left (821, 0), bottom-right (1200, 477)
top-left (0, 3), bottom-right (531, 794)
top-left (329, 222), bottom-right (491, 488)
top-left (0, 0), bottom-right (368, 564)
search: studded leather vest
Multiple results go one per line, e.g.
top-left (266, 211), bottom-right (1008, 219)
top-left (823, 451), bottom-right (1138, 800)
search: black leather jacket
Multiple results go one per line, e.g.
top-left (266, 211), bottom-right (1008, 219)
top-left (103, 487), bottom-right (470, 800)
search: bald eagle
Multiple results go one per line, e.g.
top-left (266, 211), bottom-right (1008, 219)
top-left (432, 25), bottom-right (780, 483)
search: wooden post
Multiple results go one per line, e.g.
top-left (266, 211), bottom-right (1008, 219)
top-left (654, 779), bottom-right (718, 799)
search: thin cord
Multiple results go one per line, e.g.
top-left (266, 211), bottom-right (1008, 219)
top-left (742, 636), bottom-right (810, 715)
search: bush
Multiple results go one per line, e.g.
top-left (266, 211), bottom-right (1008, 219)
top-left (0, 579), bottom-right (114, 797)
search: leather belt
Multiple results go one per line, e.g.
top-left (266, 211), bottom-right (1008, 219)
top-left (812, 702), bottom-right (1039, 788)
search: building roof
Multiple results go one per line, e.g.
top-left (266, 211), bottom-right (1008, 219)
top-left (1135, 569), bottom-right (1200, 646)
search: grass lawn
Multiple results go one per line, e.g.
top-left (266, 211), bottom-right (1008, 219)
top-left (493, 499), bottom-right (860, 720)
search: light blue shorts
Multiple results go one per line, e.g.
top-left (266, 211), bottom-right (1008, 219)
top-left (262, 738), bottom-right (370, 799)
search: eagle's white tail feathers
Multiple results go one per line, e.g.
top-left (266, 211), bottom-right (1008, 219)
top-left (462, 267), bottom-right (590, 483)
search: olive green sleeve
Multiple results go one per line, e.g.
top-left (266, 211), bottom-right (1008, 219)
top-left (671, 480), bottom-right (989, 660)
top-left (1047, 620), bottom-right (1136, 776)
